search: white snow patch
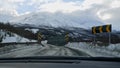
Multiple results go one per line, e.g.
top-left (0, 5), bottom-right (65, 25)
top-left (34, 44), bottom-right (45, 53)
top-left (41, 40), bottom-right (48, 44)
top-left (66, 42), bottom-right (120, 57)
top-left (1, 30), bottom-right (37, 43)
top-left (25, 28), bottom-right (39, 33)
top-left (31, 29), bottom-right (39, 33)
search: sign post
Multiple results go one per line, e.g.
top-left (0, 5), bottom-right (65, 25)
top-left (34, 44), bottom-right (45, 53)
top-left (106, 25), bottom-right (111, 45)
top-left (37, 32), bottom-right (45, 46)
top-left (65, 33), bottom-right (69, 43)
top-left (92, 27), bottom-right (96, 46)
top-left (37, 32), bottom-right (42, 43)
top-left (92, 24), bottom-right (112, 45)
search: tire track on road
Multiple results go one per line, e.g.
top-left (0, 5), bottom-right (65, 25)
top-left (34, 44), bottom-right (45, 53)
top-left (65, 47), bottom-right (91, 57)
top-left (0, 44), bottom-right (43, 57)
top-left (0, 44), bottom-right (91, 57)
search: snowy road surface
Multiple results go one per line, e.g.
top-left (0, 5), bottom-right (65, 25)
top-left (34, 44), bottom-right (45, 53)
top-left (0, 44), bottom-right (90, 58)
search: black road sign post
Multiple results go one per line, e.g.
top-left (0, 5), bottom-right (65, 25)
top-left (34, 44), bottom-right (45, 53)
top-left (37, 32), bottom-right (45, 46)
top-left (92, 24), bottom-right (112, 45)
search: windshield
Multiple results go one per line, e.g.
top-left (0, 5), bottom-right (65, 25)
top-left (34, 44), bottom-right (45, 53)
top-left (0, 0), bottom-right (120, 58)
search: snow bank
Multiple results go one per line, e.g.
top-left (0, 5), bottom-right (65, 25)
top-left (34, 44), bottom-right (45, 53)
top-left (41, 40), bottom-right (48, 44)
top-left (2, 35), bottom-right (37, 43)
top-left (65, 42), bottom-right (120, 57)
top-left (0, 30), bottom-right (37, 43)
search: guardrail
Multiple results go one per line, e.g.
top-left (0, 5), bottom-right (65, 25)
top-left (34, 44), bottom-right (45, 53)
top-left (0, 42), bottom-right (39, 47)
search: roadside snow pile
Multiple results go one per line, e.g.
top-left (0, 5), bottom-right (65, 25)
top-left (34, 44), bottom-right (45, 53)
top-left (41, 40), bottom-right (48, 45)
top-left (2, 34), bottom-right (36, 43)
top-left (65, 42), bottom-right (120, 57)
top-left (0, 30), bottom-right (37, 43)
top-left (25, 28), bottom-right (39, 33)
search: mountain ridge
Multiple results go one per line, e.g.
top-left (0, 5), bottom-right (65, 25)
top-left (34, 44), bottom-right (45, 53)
top-left (10, 11), bottom-right (104, 29)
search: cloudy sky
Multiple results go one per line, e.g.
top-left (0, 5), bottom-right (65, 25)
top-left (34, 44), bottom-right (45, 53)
top-left (0, 0), bottom-right (120, 30)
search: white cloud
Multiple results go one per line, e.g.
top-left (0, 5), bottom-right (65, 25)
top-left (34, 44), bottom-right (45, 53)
top-left (19, 11), bottom-right (31, 16)
top-left (27, 0), bottom-right (58, 6)
top-left (93, 0), bottom-right (120, 30)
top-left (0, 0), bottom-right (19, 11)
top-left (0, 8), bottom-right (19, 16)
top-left (7, 0), bottom-right (25, 3)
top-left (0, 0), bottom-right (20, 22)
top-left (38, 0), bottom-right (111, 13)
top-left (0, 8), bottom-right (19, 22)
top-left (39, 1), bottom-right (80, 13)
top-left (110, 0), bottom-right (120, 8)
top-left (81, 0), bottom-right (104, 10)
top-left (99, 7), bottom-right (120, 30)
top-left (97, 9), bottom-right (112, 20)
top-left (0, 0), bottom-right (26, 17)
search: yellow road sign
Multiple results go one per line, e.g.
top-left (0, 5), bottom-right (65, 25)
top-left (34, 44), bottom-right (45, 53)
top-left (99, 26), bottom-right (103, 33)
top-left (65, 33), bottom-right (69, 42)
top-left (92, 24), bottom-right (111, 34)
top-left (93, 27), bottom-right (96, 34)
top-left (106, 25), bottom-right (111, 32)
top-left (38, 32), bottom-right (42, 41)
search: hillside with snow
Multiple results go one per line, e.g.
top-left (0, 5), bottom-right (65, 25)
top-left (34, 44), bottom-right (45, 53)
top-left (0, 11), bottom-right (120, 44)
top-left (0, 29), bottom-right (36, 43)
top-left (10, 11), bottom-right (104, 29)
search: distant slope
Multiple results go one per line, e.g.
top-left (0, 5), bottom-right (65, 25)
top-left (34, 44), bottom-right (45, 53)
top-left (10, 12), bottom-right (104, 29)
top-left (0, 22), bottom-right (93, 45)
top-left (1, 22), bottom-right (120, 44)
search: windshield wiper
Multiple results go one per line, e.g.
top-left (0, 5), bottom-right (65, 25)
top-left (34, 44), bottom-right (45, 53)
top-left (0, 56), bottom-right (120, 63)
top-left (0, 56), bottom-right (81, 63)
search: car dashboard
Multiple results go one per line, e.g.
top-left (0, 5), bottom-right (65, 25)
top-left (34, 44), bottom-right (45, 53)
top-left (0, 57), bottom-right (120, 68)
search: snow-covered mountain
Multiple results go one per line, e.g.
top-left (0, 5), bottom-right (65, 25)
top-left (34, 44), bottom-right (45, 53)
top-left (1, 11), bottom-right (120, 44)
top-left (10, 11), bottom-right (104, 29)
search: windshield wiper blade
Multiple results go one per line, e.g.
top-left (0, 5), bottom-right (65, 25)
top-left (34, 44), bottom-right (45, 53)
top-left (0, 56), bottom-right (81, 63)
top-left (0, 56), bottom-right (120, 63)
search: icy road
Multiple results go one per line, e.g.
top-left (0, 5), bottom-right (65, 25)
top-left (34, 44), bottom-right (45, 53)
top-left (0, 44), bottom-right (90, 58)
